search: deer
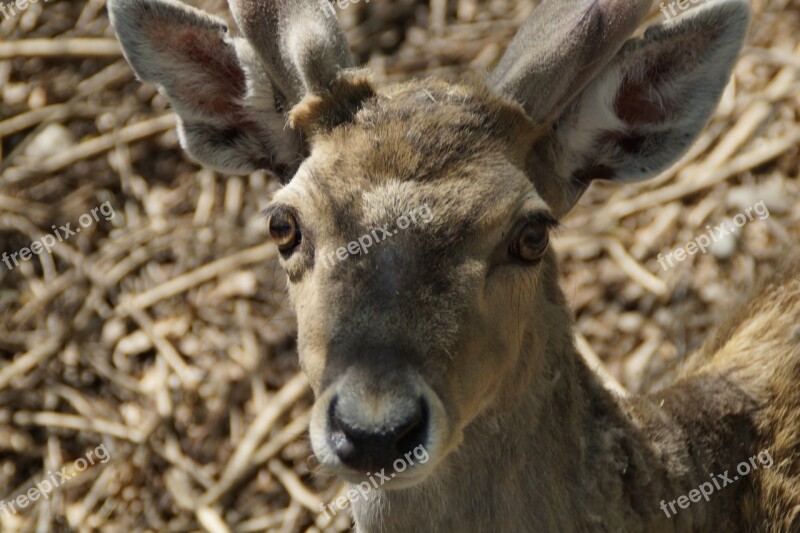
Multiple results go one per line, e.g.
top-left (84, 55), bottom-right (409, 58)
top-left (108, 0), bottom-right (800, 530)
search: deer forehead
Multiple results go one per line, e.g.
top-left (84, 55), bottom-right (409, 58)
top-left (275, 78), bottom-right (552, 240)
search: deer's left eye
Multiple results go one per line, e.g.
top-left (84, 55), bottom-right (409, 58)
top-left (268, 209), bottom-right (302, 253)
top-left (511, 222), bottom-right (549, 262)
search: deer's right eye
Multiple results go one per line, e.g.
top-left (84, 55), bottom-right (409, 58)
top-left (268, 209), bottom-right (302, 253)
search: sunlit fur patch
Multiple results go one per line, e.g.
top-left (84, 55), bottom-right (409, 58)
top-left (290, 72), bottom-right (377, 135)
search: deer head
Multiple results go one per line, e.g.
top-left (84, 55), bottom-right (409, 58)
top-left (109, 0), bottom-right (750, 488)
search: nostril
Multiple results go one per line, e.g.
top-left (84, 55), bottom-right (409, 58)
top-left (328, 396), bottom-right (357, 461)
top-left (394, 399), bottom-right (428, 457)
top-left (327, 396), bottom-right (429, 472)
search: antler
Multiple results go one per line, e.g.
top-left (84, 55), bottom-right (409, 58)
top-left (488, 0), bottom-right (653, 124)
top-left (228, 0), bottom-right (354, 107)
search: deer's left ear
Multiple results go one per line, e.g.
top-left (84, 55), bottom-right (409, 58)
top-left (533, 0), bottom-right (750, 215)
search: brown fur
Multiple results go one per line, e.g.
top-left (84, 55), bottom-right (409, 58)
top-left (681, 260), bottom-right (800, 531)
top-left (290, 73), bottom-right (377, 135)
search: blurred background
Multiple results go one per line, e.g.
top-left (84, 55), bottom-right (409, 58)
top-left (0, 0), bottom-right (798, 531)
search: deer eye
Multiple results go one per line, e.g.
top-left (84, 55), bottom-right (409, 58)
top-left (511, 221), bottom-right (549, 262)
top-left (268, 209), bottom-right (301, 253)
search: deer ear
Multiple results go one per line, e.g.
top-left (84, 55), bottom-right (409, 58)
top-left (108, 0), bottom-right (306, 179)
top-left (539, 0), bottom-right (750, 214)
top-left (489, 0), bottom-right (652, 125)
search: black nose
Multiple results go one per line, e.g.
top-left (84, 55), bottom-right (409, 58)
top-left (328, 396), bottom-right (428, 472)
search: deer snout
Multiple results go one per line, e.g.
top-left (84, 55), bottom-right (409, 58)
top-left (328, 394), bottom-right (429, 473)
top-left (309, 366), bottom-right (451, 485)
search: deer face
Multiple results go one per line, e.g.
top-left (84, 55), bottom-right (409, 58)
top-left (110, 0), bottom-right (750, 486)
top-left (268, 80), bottom-right (561, 481)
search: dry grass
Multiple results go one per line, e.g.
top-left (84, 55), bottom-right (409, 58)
top-left (0, 0), bottom-right (798, 531)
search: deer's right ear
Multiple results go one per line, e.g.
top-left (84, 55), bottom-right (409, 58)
top-left (108, 0), bottom-right (351, 181)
